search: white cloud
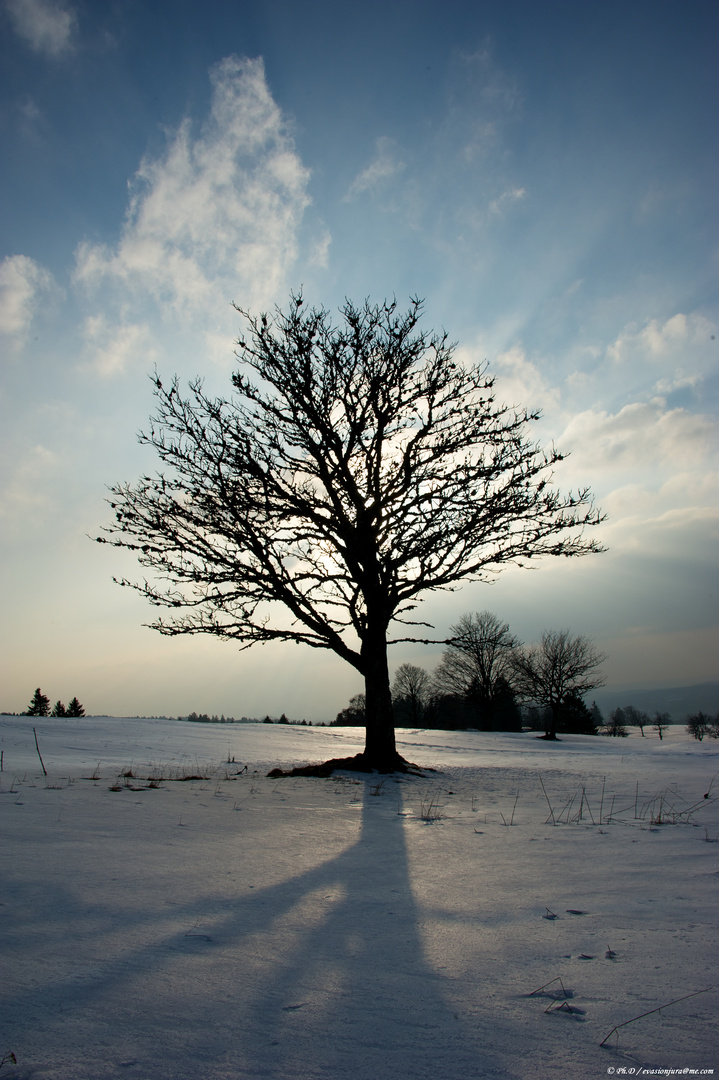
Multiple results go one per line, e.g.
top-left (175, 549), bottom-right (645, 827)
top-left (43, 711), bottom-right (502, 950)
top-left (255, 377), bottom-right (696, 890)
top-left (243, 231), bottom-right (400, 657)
top-left (5, 0), bottom-right (76, 57)
top-left (606, 312), bottom-right (717, 394)
top-left (560, 401), bottom-right (716, 475)
top-left (488, 186), bottom-right (526, 216)
top-left (490, 344), bottom-right (561, 417)
top-left (81, 316), bottom-right (159, 378)
top-left (608, 312), bottom-right (690, 361)
top-left (344, 137), bottom-right (405, 200)
top-left (0, 254), bottom-right (56, 345)
top-left (449, 47), bottom-right (521, 166)
top-left (0, 442), bottom-right (60, 525)
top-left (308, 228), bottom-right (331, 269)
top-left (74, 56), bottom-right (312, 323)
top-left (599, 490), bottom-right (719, 572)
top-left (554, 403), bottom-right (718, 576)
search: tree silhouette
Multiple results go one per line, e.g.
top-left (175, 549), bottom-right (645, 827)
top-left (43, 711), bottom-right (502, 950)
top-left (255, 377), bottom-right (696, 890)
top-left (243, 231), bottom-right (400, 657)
top-left (686, 712), bottom-right (711, 741)
top-left (511, 630), bottom-right (605, 740)
top-left (333, 694), bottom-right (366, 727)
top-left (623, 704), bottom-right (649, 736)
top-left (66, 697), bottom-right (85, 717)
top-left (432, 611), bottom-right (520, 730)
top-left (99, 294), bottom-right (603, 770)
top-left (653, 711), bottom-right (670, 740)
top-left (554, 692), bottom-right (597, 735)
top-left (392, 663), bottom-right (431, 726)
top-left (606, 706), bottom-right (628, 737)
top-left (26, 688), bottom-right (50, 717)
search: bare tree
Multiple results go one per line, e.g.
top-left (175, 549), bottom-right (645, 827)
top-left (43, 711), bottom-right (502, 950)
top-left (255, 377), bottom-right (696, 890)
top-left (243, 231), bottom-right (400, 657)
top-left (432, 611), bottom-right (520, 729)
top-left (99, 294), bottom-right (603, 771)
top-left (653, 711), bottom-right (671, 740)
top-left (686, 712), bottom-right (710, 741)
top-left (623, 704), bottom-right (649, 736)
top-left (392, 663), bottom-right (431, 726)
top-left (606, 707), bottom-right (628, 737)
top-left (511, 630), bottom-right (605, 740)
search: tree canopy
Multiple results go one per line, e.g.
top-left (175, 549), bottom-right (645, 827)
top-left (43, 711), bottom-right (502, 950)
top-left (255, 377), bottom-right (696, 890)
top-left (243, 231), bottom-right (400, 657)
top-left (511, 630), bottom-right (605, 740)
top-left (99, 294), bottom-right (604, 770)
top-left (432, 611), bottom-right (521, 730)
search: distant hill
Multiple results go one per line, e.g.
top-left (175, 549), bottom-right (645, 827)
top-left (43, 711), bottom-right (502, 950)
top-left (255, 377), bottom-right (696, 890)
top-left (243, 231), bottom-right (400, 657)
top-left (591, 682), bottom-right (719, 721)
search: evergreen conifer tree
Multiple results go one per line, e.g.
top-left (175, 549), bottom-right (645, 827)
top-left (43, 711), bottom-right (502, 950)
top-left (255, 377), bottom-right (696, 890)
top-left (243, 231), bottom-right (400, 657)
top-left (66, 697), bottom-right (85, 717)
top-left (27, 688), bottom-right (50, 716)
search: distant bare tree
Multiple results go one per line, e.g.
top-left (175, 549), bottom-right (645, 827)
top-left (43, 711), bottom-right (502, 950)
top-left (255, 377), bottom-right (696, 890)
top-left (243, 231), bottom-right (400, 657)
top-left (99, 294), bottom-right (603, 771)
top-left (623, 704), bottom-right (649, 736)
top-left (686, 712), bottom-right (711, 741)
top-left (653, 711), bottom-right (671, 740)
top-left (392, 663), bottom-right (431, 726)
top-left (432, 611), bottom-right (520, 729)
top-left (511, 630), bottom-right (605, 740)
top-left (606, 707), bottom-right (628, 737)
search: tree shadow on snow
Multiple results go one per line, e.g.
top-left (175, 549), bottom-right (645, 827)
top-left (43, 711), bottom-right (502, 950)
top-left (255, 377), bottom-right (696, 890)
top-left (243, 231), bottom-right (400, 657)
top-left (1, 781), bottom-right (512, 1080)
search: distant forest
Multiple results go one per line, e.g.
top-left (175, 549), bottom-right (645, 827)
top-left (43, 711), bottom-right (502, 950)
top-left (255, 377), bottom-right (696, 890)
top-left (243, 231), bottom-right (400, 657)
top-left (330, 613), bottom-right (719, 739)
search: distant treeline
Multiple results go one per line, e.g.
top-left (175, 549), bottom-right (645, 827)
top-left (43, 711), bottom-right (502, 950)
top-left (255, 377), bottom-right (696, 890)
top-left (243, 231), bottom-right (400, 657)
top-left (21, 688), bottom-right (85, 718)
top-left (172, 712), bottom-right (314, 726)
top-left (333, 612), bottom-right (717, 738)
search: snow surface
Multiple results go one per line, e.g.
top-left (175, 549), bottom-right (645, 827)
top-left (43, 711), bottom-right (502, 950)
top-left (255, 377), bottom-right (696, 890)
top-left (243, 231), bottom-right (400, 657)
top-left (1, 717), bottom-right (717, 1080)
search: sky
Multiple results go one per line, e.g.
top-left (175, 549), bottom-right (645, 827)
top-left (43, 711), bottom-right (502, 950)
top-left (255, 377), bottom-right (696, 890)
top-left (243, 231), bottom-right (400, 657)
top-left (0, 0), bottom-right (717, 721)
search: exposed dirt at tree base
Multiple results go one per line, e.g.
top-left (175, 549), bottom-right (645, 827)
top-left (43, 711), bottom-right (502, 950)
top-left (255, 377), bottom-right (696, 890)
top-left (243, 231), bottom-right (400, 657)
top-left (267, 752), bottom-right (430, 778)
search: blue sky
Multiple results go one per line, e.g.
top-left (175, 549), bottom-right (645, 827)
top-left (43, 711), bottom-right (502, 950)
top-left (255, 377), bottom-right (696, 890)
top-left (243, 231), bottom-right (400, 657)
top-left (1, 0), bottom-right (717, 720)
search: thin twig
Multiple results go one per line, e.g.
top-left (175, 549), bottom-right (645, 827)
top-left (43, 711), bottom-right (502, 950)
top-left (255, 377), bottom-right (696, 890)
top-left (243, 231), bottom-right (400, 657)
top-left (599, 987), bottom-right (712, 1047)
top-left (539, 775), bottom-right (556, 825)
top-left (33, 728), bottom-right (47, 777)
top-left (529, 976), bottom-right (568, 999)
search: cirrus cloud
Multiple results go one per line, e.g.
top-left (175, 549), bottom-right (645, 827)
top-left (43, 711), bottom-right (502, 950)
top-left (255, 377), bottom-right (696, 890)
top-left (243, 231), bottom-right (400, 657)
top-left (344, 136), bottom-right (406, 201)
top-left (74, 57), bottom-right (313, 327)
top-left (0, 254), bottom-right (57, 347)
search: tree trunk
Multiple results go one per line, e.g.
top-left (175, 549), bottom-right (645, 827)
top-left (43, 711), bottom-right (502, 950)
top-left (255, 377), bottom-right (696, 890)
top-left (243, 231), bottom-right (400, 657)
top-left (543, 703), bottom-right (559, 740)
top-left (361, 629), bottom-right (402, 771)
top-left (266, 629), bottom-right (421, 780)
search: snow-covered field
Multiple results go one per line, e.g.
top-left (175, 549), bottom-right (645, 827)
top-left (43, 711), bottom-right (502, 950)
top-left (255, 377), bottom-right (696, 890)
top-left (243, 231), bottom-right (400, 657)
top-left (1, 716), bottom-right (717, 1080)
